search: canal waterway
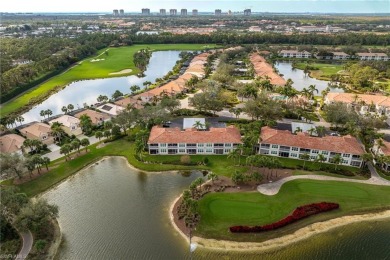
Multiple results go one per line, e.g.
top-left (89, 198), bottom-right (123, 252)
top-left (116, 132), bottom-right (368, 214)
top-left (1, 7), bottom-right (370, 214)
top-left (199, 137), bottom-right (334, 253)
top-left (43, 157), bottom-right (390, 260)
top-left (22, 51), bottom-right (181, 123)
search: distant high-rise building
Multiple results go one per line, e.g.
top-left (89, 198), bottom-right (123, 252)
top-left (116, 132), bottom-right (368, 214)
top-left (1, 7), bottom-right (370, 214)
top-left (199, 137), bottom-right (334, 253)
top-left (170, 9), bottom-right (177, 16)
top-left (113, 9), bottom-right (119, 16)
top-left (181, 9), bottom-right (187, 16)
top-left (215, 9), bottom-right (222, 16)
top-left (228, 10), bottom-right (232, 15)
top-left (244, 9), bottom-right (251, 16)
top-left (192, 9), bottom-right (198, 16)
top-left (142, 8), bottom-right (150, 15)
top-left (119, 9), bottom-right (124, 15)
top-left (160, 9), bottom-right (166, 15)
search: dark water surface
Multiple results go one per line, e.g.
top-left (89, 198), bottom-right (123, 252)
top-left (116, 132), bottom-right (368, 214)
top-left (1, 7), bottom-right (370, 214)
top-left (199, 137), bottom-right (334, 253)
top-left (44, 157), bottom-right (390, 260)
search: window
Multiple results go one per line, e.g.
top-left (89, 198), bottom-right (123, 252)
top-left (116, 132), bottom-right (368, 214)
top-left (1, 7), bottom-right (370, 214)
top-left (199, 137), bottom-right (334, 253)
top-left (300, 148), bottom-right (310, 153)
top-left (168, 149), bottom-right (177, 154)
top-left (280, 146), bottom-right (290, 150)
top-left (224, 149), bottom-right (231, 153)
top-left (351, 161), bottom-right (361, 167)
top-left (214, 143), bottom-right (224, 147)
top-left (168, 143), bottom-right (177, 147)
top-left (187, 143), bottom-right (196, 147)
top-left (342, 160), bottom-right (348, 164)
top-left (206, 143), bottom-right (213, 147)
top-left (206, 148), bottom-right (213, 153)
top-left (352, 155), bottom-right (360, 159)
top-left (225, 143), bottom-right (232, 147)
top-left (312, 150), bottom-right (319, 154)
top-left (160, 149), bottom-right (167, 153)
top-left (160, 143), bottom-right (167, 147)
top-left (197, 143), bottom-right (204, 147)
top-left (150, 144), bottom-right (158, 147)
top-left (343, 154), bottom-right (350, 158)
top-left (322, 151), bottom-right (329, 155)
top-left (197, 149), bottom-right (204, 153)
top-left (310, 156), bottom-right (316, 160)
top-left (261, 144), bottom-right (270, 148)
top-left (271, 151), bottom-right (277, 155)
top-left (290, 153), bottom-right (298, 158)
top-left (292, 147), bottom-right (299, 151)
top-left (179, 149), bottom-right (186, 153)
top-left (272, 144), bottom-right (278, 149)
top-left (179, 143), bottom-right (186, 147)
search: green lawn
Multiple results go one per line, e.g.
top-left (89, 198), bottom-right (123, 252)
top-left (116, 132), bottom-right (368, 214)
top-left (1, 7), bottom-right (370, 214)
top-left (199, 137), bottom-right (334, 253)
top-left (1, 44), bottom-right (218, 117)
top-left (13, 138), bottom-right (246, 196)
top-left (294, 62), bottom-right (344, 80)
top-left (196, 179), bottom-right (390, 241)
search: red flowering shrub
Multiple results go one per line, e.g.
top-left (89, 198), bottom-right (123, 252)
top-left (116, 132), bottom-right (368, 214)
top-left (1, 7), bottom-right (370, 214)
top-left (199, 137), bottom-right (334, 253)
top-left (230, 202), bottom-right (339, 233)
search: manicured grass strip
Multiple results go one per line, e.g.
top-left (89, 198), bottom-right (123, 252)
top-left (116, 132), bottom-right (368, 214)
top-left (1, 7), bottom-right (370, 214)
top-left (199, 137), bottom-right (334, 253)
top-left (293, 62), bottom-right (344, 80)
top-left (196, 179), bottom-right (390, 241)
top-left (1, 44), bottom-right (218, 116)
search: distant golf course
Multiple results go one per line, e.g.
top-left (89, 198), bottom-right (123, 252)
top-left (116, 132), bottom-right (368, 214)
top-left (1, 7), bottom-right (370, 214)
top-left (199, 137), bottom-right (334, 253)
top-left (1, 44), bottom-right (217, 117)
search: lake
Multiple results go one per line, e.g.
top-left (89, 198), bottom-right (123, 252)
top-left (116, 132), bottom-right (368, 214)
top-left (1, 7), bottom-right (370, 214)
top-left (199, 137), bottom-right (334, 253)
top-left (43, 157), bottom-right (390, 260)
top-left (22, 51), bottom-right (181, 123)
top-left (275, 62), bottom-right (345, 94)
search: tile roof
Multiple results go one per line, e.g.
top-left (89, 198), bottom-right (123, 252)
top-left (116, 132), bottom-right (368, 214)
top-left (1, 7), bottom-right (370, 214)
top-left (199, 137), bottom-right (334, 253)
top-left (74, 109), bottom-right (111, 124)
top-left (49, 115), bottom-right (80, 128)
top-left (250, 53), bottom-right (286, 86)
top-left (380, 140), bottom-right (390, 156)
top-left (356, 52), bottom-right (388, 57)
top-left (19, 122), bottom-right (51, 139)
top-left (260, 126), bottom-right (364, 155)
top-left (114, 97), bottom-right (144, 109)
top-left (326, 93), bottom-right (390, 107)
top-left (0, 134), bottom-right (25, 153)
top-left (148, 125), bottom-right (242, 144)
top-left (96, 103), bottom-right (124, 116)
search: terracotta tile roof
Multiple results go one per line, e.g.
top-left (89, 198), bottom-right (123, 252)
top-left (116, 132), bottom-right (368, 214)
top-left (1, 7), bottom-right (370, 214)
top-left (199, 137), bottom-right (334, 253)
top-left (250, 53), bottom-right (286, 86)
top-left (260, 126), bottom-right (364, 155)
top-left (0, 134), bottom-right (25, 153)
top-left (49, 115), bottom-right (80, 128)
top-left (332, 52), bottom-right (349, 56)
top-left (356, 52), bottom-right (388, 57)
top-left (96, 103), bottom-right (124, 116)
top-left (19, 122), bottom-right (51, 139)
top-left (326, 93), bottom-right (390, 107)
top-left (148, 125), bottom-right (242, 144)
top-left (380, 141), bottom-right (390, 156)
top-left (114, 97), bottom-right (144, 109)
top-left (74, 109), bottom-right (110, 125)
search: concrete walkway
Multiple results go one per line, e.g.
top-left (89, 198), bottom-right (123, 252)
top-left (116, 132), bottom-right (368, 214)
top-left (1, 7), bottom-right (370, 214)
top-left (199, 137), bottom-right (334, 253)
top-left (15, 230), bottom-right (33, 260)
top-left (257, 172), bottom-right (390, 196)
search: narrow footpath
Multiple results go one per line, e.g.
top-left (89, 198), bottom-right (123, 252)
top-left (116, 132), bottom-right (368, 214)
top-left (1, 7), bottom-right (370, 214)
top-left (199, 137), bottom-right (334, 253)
top-left (15, 230), bottom-right (33, 260)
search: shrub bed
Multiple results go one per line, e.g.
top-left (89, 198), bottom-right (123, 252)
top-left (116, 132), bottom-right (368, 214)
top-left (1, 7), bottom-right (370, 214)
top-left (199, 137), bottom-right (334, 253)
top-left (230, 202), bottom-right (339, 233)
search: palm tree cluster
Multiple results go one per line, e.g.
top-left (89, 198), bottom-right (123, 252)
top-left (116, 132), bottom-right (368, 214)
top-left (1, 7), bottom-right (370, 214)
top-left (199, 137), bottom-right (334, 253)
top-left (25, 155), bottom-right (50, 177)
top-left (60, 138), bottom-right (90, 161)
top-left (39, 109), bottom-right (53, 120)
top-left (177, 177), bottom-right (206, 228)
top-left (245, 155), bottom-right (282, 181)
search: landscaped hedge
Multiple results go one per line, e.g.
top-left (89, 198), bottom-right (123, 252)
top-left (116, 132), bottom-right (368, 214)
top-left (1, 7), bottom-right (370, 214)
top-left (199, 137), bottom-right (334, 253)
top-left (230, 202), bottom-right (339, 233)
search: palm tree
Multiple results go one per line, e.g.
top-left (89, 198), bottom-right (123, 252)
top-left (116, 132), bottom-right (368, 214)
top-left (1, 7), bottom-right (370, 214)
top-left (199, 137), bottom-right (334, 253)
top-left (15, 116), bottom-right (24, 126)
top-left (95, 131), bottom-right (103, 141)
top-left (103, 130), bottom-right (111, 139)
top-left (67, 104), bottom-right (74, 111)
top-left (80, 138), bottom-right (90, 152)
top-left (60, 144), bottom-right (72, 161)
top-left (207, 172), bottom-right (218, 185)
top-left (228, 149), bottom-right (240, 165)
top-left (42, 157), bottom-right (50, 170)
top-left (308, 85), bottom-right (318, 98)
top-left (315, 126), bottom-right (326, 137)
top-left (301, 88), bottom-right (311, 100)
top-left (71, 139), bottom-right (81, 154)
top-left (130, 85), bottom-right (140, 94)
top-left (361, 153), bottom-right (373, 166)
top-left (375, 138), bottom-right (385, 154)
top-left (135, 139), bottom-right (146, 161)
top-left (315, 154), bottom-right (327, 170)
top-left (40, 110), bottom-right (46, 120)
top-left (50, 122), bottom-right (65, 143)
top-left (192, 121), bottom-right (204, 130)
top-left (61, 106), bottom-right (68, 114)
top-left (301, 153), bottom-right (310, 170)
top-left (332, 154), bottom-right (342, 171)
top-left (45, 109), bottom-right (53, 119)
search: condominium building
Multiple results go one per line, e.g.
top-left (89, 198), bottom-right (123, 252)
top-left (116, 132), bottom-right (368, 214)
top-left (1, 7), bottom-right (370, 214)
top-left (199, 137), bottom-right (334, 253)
top-left (279, 50), bottom-right (312, 58)
top-left (170, 9), bottom-right (177, 16)
top-left (373, 139), bottom-right (390, 171)
top-left (147, 125), bottom-right (242, 155)
top-left (244, 9), bottom-right (251, 16)
top-left (215, 9), bottom-right (222, 16)
top-left (159, 9), bottom-right (166, 15)
top-left (113, 9), bottom-right (119, 16)
top-left (259, 126), bottom-right (364, 167)
top-left (142, 8), bottom-right (150, 15)
top-left (192, 9), bottom-right (198, 16)
top-left (356, 53), bottom-right (389, 61)
top-left (181, 9), bottom-right (187, 16)
top-left (119, 9), bottom-right (124, 15)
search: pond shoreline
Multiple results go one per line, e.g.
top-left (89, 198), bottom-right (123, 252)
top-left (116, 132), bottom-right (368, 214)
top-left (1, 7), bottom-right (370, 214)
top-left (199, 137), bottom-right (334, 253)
top-left (169, 192), bottom-right (390, 252)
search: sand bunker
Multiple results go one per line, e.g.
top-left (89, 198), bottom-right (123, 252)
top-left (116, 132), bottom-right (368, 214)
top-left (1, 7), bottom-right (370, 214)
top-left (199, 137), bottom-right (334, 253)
top-left (109, 69), bottom-right (133, 75)
top-left (90, 59), bottom-right (105, 62)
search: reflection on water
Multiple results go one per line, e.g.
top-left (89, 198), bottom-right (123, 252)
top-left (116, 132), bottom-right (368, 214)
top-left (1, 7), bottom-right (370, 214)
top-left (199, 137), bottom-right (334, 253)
top-left (22, 51), bottom-right (181, 123)
top-left (275, 62), bottom-right (345, 93)
top-left (44, 157), bottom-right (390, 260)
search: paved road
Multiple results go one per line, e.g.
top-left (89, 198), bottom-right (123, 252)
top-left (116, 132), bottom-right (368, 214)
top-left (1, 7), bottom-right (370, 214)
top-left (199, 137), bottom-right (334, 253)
top-left (15, 230), bottom-right (33, 260)
top-left (257, 171), bottom-right (390, 196)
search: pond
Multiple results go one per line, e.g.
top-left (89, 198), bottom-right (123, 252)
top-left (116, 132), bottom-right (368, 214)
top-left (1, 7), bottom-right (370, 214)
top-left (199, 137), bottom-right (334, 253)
top-left (43, 157), bottom-right (390, 260)
top-left (275, 62), bottom-right (345, 93)
top-left (22, 51), bottom-right (181, 123)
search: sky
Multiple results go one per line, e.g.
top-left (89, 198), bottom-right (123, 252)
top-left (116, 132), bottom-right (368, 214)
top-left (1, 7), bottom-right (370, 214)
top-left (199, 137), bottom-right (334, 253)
top-left (1, 0), bottom-right (389, 13)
